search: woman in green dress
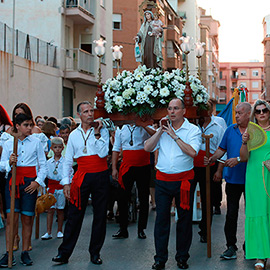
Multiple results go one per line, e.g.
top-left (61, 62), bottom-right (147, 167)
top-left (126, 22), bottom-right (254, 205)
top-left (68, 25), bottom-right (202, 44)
top-left (240, 99), bottom-right (270, 269)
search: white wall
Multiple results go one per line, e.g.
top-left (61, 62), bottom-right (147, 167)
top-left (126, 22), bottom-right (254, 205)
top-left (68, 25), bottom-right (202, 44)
top-left (0, 51), bottom-right (62, 118)
top-left (178, 0), bottom-right (200, 76)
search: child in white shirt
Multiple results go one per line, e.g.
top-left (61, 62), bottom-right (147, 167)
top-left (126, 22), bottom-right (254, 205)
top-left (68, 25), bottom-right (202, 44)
top-left (41, 137), bottom-right (72, 240)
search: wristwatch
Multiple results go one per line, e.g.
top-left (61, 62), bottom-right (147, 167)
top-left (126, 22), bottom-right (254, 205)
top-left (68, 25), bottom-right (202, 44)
top-left (236, 156), bottom-right (241, 163)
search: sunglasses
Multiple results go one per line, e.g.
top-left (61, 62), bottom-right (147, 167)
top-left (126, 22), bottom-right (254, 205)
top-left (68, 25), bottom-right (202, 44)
top-left (255, 108), bottom-right (269, 114)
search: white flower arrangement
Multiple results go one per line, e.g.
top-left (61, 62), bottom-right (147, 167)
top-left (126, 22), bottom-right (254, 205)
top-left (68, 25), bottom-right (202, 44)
top-left (101, 65), bottom-right (209, 116)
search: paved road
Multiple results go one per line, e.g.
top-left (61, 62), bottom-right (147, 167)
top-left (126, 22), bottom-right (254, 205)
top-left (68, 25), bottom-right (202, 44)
top-left (0, 183), bottom-right (255, 270)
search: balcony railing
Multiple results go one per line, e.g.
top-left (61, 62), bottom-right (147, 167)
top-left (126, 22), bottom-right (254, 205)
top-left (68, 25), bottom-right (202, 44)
top-left (65, 48), bottom-right (94, 74)
top-left (66, 0), bottom-right (95, 17)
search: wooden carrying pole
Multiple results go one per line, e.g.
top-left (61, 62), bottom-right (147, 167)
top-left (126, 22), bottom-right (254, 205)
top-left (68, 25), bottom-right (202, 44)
top-left (202, 133), bottom-right (213, 258)
top-left (8, 136), bottom-right (18, 268)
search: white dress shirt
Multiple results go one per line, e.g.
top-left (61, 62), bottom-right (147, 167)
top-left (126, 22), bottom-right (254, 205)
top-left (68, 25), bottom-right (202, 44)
top-left (0, 132), bottom-right (48, 153)
top-left (0, 135), bottom-right (48, 187)
top-left (155, 118), bottom-right (202, 174)
top-left (199, 118), bottom-right (226, 154)
top-left (212, 115), bottom-right (227, 130)
top-left (62, 124), bottom-right (109, 185)
top-left (113, 125), bottom-right (151, 152)
top-left (47, 156), bottom-right (73, 186)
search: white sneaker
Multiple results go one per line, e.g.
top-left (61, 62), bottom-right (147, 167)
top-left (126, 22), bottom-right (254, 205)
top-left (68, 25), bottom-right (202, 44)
top-left (41, 232), bottom-right (52, 240)
top-left (57, 231), bottom-right (64, 238)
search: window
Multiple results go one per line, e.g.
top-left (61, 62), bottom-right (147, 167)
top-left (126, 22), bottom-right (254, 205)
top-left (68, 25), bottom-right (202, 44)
top-left (113, 14), bottom-right (122, 30)
top-left (252, 70), bottom-right (259, 76)
top-left (240, 82), bottom-right (247, 87)
top-left (80, 34), bottom-right (92, 54)
top-left (252, 81), bottom-right (259, 88)
top-left (240, 70), bottom-right (246, 76)
top-left (219, 71), bottom-right (223, 79)
top-left (65, 25), bottom-right (71, 56)
top-left (252, 93), bottom-right (259, 100)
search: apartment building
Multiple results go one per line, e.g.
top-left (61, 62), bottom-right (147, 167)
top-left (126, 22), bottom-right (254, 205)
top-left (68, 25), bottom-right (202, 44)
top-left (168, 0), bottom-right (200, 77)
top-left (199, 8), bottom-right (220, 103)
top-left (263, 14), bottom-right (270, 101)
top-left (112, 0), bottom-right (183, 76)
top-left (219, 62), bottom-right (264, 108)
top-left (0, 0), bottom-right (112, 118)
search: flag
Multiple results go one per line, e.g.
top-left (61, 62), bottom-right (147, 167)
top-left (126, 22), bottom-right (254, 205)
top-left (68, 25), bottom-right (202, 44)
top-left (218, 87), bottom-right (247, 127)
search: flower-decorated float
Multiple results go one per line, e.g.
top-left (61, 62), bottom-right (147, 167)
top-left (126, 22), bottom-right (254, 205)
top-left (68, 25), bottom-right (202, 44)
top-left (95, 65), bottom-right (209, 123)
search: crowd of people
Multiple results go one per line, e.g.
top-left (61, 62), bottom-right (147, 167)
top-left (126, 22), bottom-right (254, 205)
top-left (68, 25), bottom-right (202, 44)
top-left (0, 98), bottom-right (270, 270)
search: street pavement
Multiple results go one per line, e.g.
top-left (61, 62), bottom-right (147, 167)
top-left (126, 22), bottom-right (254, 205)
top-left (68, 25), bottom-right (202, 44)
top-left (0, 182), bottom-right (256, 270)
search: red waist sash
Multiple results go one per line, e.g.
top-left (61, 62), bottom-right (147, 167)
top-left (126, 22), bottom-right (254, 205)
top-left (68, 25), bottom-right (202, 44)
top-left (70, 155), bottom-right (108, 209)
top-left (48, 179), bottom-right (63, 194)
top-left (194, 150), bottom-right (214, 167)
top-left (118, 150), bottom-right (150, 189)
top-left (156, 169), bottom-right (194, 210)
top-left (9, 166), bottom-right (37, 198)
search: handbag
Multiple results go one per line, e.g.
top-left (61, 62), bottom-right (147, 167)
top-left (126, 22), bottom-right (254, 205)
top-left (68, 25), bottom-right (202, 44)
top-left (35, 188), bottom-right (56, 215)
top-left (262, 160), bottom-right (270, 198)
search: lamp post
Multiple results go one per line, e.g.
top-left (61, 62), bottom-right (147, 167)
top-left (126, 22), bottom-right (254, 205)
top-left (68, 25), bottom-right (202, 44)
top-left (94, 38), bottom-right (106, 85)
top-left (94, 39), bottom-right (106, 110)
top-left (111, 45), bottom-right (123, 75)
top-left (180, 36), bottom-right (195, 111)
top-left (180, 36), bottom-right (192, 82)
top-left (194, 41), bottom-right (205, 81)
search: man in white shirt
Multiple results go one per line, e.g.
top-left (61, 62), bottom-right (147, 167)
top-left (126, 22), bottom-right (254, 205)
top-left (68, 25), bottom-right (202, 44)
top-left (52, 101), bottom-right (110, 265)
top-left (194, 106), bottom-right (226, 243)
top-left (144, 98), bottom-right (201, 270)
top-left (112, 123), bottom-right (154, 239)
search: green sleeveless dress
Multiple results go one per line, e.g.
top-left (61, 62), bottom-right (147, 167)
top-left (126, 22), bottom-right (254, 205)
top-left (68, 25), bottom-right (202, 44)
top-left (245, 131), bottom-right (270, 259)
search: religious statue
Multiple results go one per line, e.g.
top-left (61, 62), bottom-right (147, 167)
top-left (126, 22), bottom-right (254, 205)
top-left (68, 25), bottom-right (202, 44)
top-left (135, 10), bottom-right (163, 69)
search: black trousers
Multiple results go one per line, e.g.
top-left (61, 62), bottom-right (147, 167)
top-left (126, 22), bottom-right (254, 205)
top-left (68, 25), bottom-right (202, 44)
top-left (58, 170), bottom-right (109, 258)
top-left (224, 182), bottom-right (245, 249)
top-left (154, 178), bottom-right (197, 263)
top-left (194, 163), bottom-right (218, 237)
top-left (118, 165), bottom-right (150, 231)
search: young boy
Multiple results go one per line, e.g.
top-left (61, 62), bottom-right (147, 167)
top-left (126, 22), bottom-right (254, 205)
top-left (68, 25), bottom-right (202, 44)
top-left (0, 113), bottom-right (47, 267)
top-left (41, 137), bottom-right (72, 240)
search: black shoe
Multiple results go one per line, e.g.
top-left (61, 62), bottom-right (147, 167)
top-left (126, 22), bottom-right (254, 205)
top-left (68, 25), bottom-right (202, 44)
top-left (220, 246), bottom-right (237, 260)
top-left (214, 206), bottom-right (221, 215)
top-left (107, 211), bottom-right (114, 221)
top-left (0, 252), bottom-right (16, 267)
top-left (200, 235), bottom-right (207, 243)
top-left (177, 259), bottom-right (189, 269)
top-left (52, 254), bottom-right (69, 264)
top-left (152, 261), bottom-right (165, 270)
top-left (112, 229), bottom-right (128, 239)
top-left (20, 251), bottom-right (33, 266)
top-left (138, 230), bottom-right (146, 239)
top-left (91, 255), bottom-right (102, 265)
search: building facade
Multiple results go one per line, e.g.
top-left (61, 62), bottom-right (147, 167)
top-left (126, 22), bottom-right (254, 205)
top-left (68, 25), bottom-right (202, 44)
top-left (263, 14), bottom-right (270, 101)
top-left (199, 7), bottom-right (220, 103)
top-left (0, 0), bottom-right (113, 118)
top-left (219, 62), bottom-right (264, 108)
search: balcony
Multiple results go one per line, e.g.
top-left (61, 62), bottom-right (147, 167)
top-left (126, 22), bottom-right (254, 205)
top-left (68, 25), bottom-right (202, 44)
top-left (65, 0), bottom-right (95, 24)
top-left (231, 74), bottom-right (238, 80)
top-left (65, 48), bottom-right (96, 84)
top-left (167, 25), bottom-right (181, 42)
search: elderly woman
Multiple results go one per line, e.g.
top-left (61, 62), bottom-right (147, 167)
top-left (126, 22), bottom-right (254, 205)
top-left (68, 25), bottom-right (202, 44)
top-left (240, 99), bottom-right (270, 270)
top-left (135, 10), bottom-right (163, 69)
